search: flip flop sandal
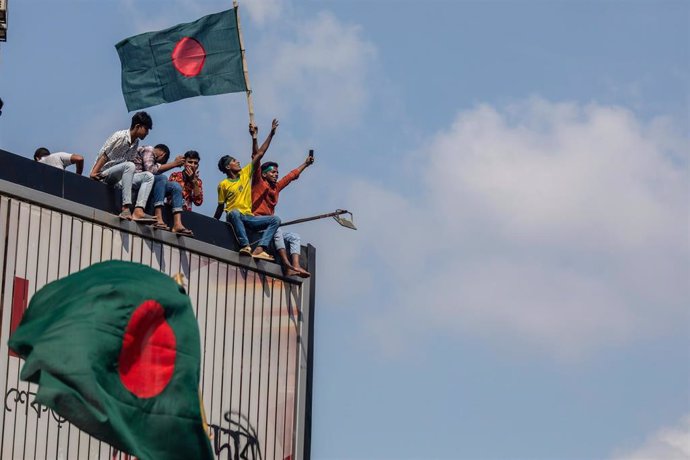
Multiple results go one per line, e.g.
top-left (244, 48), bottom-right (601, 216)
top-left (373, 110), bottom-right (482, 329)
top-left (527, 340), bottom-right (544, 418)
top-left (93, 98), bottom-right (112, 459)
top-left (118, 209), bottom-right (132, 220)
top-left (132, 213), bottom-right (157, 224)
top-left (251, 251), bottom-right (274, 261)
top-left (239, 246), bottom-right (252, 256)
top-left (152, 222), bottom-right (171, 231)
top-left (173, 228), bottom-right (194, 237)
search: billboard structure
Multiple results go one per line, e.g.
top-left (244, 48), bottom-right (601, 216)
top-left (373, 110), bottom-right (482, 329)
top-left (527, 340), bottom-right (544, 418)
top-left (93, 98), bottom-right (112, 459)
top-left (0, 0), bottom-right (6, 41)
top-left (0, 151), bottom-right (315, 459)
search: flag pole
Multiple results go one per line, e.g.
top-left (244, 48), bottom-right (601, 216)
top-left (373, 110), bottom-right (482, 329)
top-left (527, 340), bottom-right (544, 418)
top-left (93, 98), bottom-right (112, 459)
top-left (234, 0), bottom-right (255, 126)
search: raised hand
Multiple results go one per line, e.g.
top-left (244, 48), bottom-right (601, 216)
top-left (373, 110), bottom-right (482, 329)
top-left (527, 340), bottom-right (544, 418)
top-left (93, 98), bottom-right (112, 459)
top-left (270, 119), bottom-right (279, 135)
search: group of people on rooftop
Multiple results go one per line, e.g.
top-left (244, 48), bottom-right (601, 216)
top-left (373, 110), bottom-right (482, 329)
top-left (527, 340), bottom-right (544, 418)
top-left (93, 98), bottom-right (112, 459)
top-left (34, 111), bottom-right (312, 278)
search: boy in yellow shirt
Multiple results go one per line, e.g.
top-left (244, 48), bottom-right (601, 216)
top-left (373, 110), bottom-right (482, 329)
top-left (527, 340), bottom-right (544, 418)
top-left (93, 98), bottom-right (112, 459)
top-left (214, 120), bottom-right (280, 260)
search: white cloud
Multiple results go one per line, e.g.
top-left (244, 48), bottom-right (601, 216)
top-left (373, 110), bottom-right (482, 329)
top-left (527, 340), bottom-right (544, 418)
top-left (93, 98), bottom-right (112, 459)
top-left (331, 98), bottom-right (688, 358)
top-left (611, 415), bottom-right (690, 460)
top-left (242, 0), bottom-right (287, 26)
top-left (252, 11), bottom-right (377, 130)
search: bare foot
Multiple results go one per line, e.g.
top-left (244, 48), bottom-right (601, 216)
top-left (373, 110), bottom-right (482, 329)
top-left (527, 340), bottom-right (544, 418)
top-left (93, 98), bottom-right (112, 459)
top-left (131, 207), bottom-right (157, 223)
top-left (284, 264), bottom-right (300, 277)
top-left (293, 266), bottom-right (311, 278)
top-left (285, 268), bottom-right (300, 277)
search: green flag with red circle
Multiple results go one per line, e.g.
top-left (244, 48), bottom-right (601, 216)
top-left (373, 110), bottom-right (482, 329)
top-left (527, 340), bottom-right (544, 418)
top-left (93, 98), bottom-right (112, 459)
top-left (7, 260), bottom-right (213, 460)
top-left (116, 8), bottom-right (247, 112)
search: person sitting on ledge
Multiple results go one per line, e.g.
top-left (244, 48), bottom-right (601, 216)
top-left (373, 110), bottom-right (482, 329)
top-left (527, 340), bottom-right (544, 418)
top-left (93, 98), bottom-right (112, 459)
top-left (89, 111), bottom-right (157, 223)
top-left (33, 147), bottom-right (84, 175)
top-left (168, 150), bottom-right (204, 219)
top-left (133, 143), bottom-right (195, 236)
top-left (214, 120), bottom-right (280, 261)
top-left (252, 153), bottom-right (314, 278)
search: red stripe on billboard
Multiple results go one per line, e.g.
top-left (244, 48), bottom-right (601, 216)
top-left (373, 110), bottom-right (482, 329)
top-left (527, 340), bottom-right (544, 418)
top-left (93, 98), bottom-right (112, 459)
top-left (9, 276), bottom-right (30, 357)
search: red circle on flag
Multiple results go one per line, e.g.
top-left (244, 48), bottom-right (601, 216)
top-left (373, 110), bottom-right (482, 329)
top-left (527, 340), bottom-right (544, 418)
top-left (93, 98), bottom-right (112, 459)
top-left (172, 37), bottom-right (206, 77)
top-left (118, 300), bottom-right (176, 398)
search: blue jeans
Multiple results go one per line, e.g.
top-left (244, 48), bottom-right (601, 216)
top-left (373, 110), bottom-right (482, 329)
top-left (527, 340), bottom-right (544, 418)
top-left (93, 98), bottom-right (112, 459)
top-left (152, 175), bottom-right (183, 213)
top-left (273, 227), bottom-right (301, 254)
top-left (226, 210), bottom-right (281, 248)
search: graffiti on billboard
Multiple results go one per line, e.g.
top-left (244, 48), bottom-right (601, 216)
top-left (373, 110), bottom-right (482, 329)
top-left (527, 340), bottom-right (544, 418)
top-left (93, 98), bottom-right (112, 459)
top-left (4, 387), bottom-right (67, 427)
top-left (209, 411), bottom-right (262, 460)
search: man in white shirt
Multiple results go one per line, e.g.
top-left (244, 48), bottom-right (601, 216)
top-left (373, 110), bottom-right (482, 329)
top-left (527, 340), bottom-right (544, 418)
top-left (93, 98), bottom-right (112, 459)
top-left (89, 112), bottom-right (156, 223)
top-left (34, 148), bottom-right (84, 175)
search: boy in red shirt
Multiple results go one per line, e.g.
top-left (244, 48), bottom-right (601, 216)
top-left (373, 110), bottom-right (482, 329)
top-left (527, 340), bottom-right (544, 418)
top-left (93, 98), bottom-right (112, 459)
top-left (252, 154), bottom-right (314, 277)
top-left (167, 150), bottom-right (204, 212)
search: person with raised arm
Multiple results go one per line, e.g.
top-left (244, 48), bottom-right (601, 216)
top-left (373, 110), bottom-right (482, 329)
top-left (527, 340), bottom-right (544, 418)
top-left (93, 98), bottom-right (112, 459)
top-left (251, 153), bottom-right (315, 277)
top-left (214, 120), bottom-right (280, 260)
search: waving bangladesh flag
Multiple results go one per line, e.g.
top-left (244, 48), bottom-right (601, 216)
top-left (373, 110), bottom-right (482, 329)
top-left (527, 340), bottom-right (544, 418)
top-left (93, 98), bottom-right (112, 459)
top-left (116, 8), bottom-right (248, 111)
top-left (8, 261), bottom-right (213, 460)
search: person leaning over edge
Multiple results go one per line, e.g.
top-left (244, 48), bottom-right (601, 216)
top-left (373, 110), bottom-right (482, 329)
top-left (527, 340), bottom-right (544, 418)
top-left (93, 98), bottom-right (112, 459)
top-left (89, 111), bottom-right (157, 223)
top-left (252, 154), bottom-right (314, 278)
top-left (214, 120), bottom-right (281, 261)
top-left (133, 143), bottom-right (195, 236)
top-left (34, 147), bottom-right (84, 175)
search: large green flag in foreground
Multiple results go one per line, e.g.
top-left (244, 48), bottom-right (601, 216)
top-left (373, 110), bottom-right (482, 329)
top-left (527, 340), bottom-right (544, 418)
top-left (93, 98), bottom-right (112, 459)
top-left (116, 8), bottom-right (247, 111)
top-left (8, 261), bottom-right (213, 460)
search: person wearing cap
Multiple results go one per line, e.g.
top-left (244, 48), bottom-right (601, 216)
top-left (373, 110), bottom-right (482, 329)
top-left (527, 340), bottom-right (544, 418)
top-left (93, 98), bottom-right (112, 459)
top-left (34, 147), bottom-right (84, 175)
top-left (213, 119), bottom-right (280, 261)
top-left (252, 155), bottom-right (314, 277)
top-left (89, 111), bottom-right (157, 223)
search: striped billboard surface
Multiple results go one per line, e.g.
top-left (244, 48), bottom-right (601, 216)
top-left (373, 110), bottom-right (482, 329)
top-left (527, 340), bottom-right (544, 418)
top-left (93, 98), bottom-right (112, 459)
top-left (0, 193), bottom-right (310, 460)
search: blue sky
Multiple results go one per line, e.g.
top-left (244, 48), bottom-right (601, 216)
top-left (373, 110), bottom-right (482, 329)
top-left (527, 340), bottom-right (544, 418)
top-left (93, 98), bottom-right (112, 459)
top-left (1, 1), bottom-right (688, 459)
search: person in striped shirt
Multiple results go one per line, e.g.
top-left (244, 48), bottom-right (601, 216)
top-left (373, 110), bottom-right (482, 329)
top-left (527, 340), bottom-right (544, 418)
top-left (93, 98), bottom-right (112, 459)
top-left (133, 144), bottom-right (195, 236)
top-left (89, 112), bottom-right (156, 223)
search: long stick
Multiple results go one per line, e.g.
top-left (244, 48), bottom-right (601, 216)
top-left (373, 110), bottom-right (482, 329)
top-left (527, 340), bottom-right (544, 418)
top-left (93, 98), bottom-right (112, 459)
top-left (248, 209), bottom-right (355, 245)
top-left (234, 0), bottom-right (255, 126)
top-left (280, 210), bottom-right (351, 227)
